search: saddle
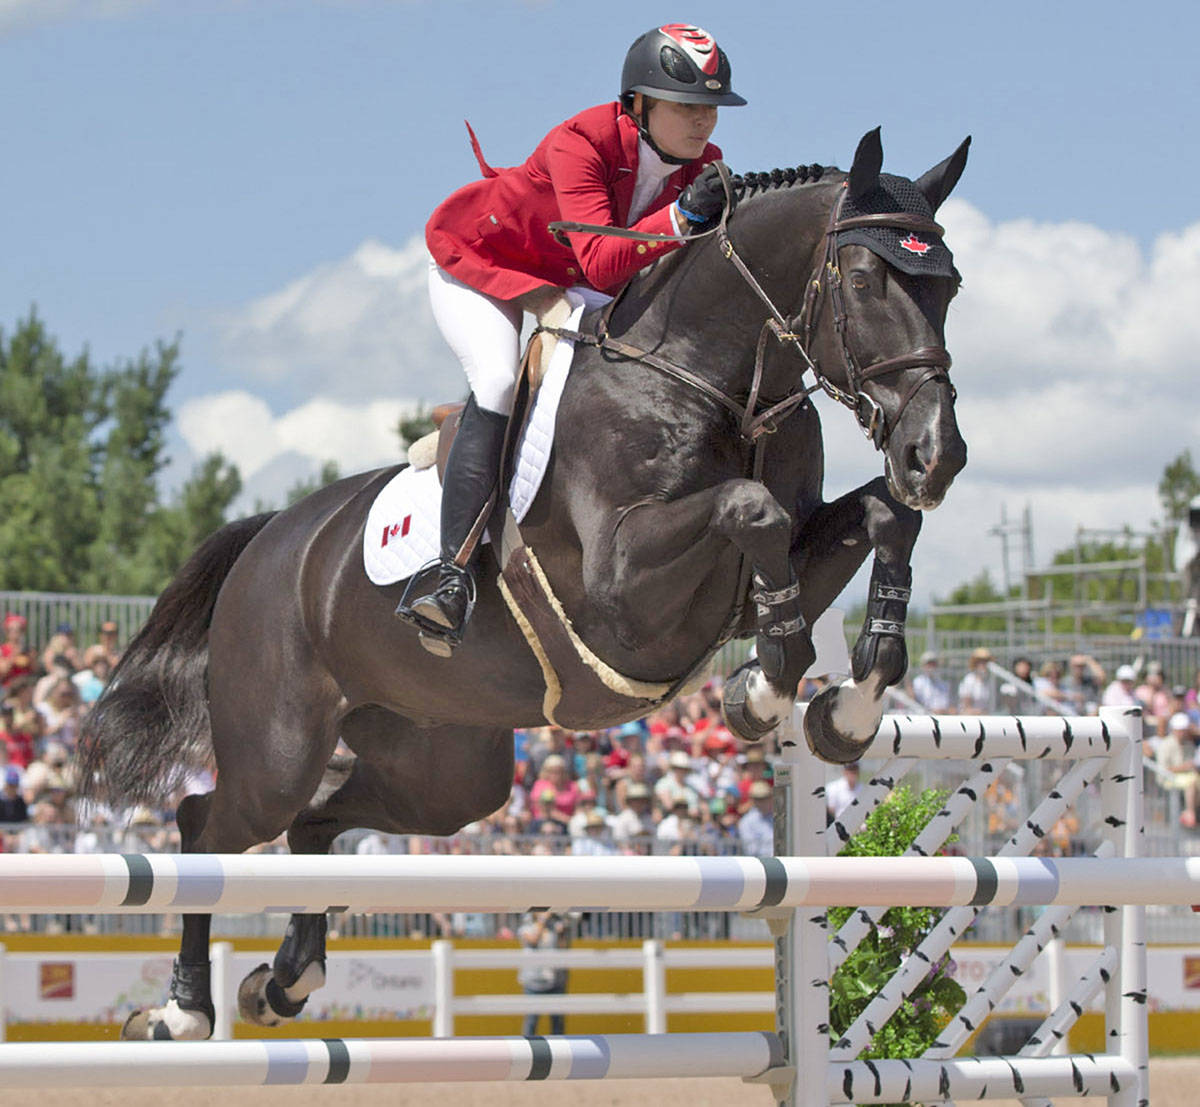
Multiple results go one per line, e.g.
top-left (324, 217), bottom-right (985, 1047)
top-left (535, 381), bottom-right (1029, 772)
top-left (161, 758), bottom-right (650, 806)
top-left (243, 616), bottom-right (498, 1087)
top-left (407, 295), bottom-right (576, 482)
top-left (405, 294), bottom-right (704, 727)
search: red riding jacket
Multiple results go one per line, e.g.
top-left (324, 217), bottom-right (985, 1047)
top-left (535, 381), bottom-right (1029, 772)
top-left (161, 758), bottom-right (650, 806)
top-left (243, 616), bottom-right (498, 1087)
top-left (425, 102), bottom-right (721, 300)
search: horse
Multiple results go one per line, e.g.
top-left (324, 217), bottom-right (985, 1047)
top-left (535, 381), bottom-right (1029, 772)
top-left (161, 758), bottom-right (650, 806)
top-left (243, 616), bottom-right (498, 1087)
top-left (78, 127), bottom-right (969, 1040)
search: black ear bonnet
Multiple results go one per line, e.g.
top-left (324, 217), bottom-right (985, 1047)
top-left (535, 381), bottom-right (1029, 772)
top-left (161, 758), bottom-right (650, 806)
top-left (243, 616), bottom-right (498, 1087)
top-left (837, 173), bottom-right (957, 279)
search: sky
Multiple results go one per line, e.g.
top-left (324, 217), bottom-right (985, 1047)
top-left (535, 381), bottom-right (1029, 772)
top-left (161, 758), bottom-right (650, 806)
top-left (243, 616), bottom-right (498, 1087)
top-left (2, 0), bottom-right (1199, 607)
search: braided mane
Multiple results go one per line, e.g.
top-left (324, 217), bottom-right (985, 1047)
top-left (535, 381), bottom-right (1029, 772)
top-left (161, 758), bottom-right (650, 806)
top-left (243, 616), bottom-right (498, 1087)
top-left (729, 163), bottom-right (834, 200)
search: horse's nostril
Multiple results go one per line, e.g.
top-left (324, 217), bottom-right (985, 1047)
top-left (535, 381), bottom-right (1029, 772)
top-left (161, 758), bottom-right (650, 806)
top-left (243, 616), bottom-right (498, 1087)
top-left (906, 442), bottom-right (927, 477)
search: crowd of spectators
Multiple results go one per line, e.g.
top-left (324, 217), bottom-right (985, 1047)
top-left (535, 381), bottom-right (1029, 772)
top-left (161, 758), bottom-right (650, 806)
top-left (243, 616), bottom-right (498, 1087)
top-left (907, 647), bottom-right (1200, 833)
top-left (7, 595), bottom-right (1200, 876)
top-left (365, 682), bottom-right (783, 862)
top-left (0, 613), bottom-right (188, 857)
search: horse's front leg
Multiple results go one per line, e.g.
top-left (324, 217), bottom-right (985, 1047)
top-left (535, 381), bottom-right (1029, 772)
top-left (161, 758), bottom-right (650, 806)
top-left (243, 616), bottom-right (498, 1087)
top-left (720, 476), bottom-right (921, 757)
top-left (799, 477), bottom-right (921, 762)
top-left (589, 478), bottom-right (814, 695)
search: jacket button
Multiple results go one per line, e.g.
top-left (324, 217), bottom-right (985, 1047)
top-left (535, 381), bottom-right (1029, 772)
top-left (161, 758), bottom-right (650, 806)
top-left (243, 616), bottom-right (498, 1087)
top-left (566, 266), bottom-right (577, 276)
top-left (636, 244), bottom-right (647, 255)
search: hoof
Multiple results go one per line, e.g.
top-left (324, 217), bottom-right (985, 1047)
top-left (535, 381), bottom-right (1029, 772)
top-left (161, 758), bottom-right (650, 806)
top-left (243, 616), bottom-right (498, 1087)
top-left (803, 683), bottom-right (878, 764)
top-left (238, 962), bottom-right (308, 1027)
top-left (721, 664), bottom-right (778, 742)
top-left (121, 1008), bottom-right (152, 1040)
top-left (239, 963), bottom-right (288, 1027)
top-left (121, 1000), bottom-right (211, 1041)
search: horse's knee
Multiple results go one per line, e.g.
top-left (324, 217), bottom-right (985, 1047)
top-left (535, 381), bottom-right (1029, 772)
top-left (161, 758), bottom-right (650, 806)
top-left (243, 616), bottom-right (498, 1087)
top-left (713, 480), bottom-right (790, 540)
top-left (862, 490), bottom-right (922, 560)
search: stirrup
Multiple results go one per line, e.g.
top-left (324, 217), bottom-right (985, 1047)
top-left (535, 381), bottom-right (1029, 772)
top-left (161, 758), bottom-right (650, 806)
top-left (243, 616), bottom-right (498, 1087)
top-left (394, 560), bottom-right (477, 655)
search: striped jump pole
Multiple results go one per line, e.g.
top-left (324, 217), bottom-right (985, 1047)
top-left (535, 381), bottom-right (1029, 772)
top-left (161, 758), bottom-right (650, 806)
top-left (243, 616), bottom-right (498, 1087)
top-left (0, 1032), bottom-right (783, 1087)
top-left (0, 852), bottom-right (1191, 914)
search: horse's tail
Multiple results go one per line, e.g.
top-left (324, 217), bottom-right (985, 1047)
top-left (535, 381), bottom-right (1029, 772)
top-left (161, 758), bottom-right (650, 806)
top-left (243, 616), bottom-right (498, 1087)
top-left (76, 512), bottom-right (278, 811)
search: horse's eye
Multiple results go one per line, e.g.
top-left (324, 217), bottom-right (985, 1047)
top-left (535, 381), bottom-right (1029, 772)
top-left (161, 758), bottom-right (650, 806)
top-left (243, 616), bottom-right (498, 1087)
top-left (850, 272), bottom-right (869, 291)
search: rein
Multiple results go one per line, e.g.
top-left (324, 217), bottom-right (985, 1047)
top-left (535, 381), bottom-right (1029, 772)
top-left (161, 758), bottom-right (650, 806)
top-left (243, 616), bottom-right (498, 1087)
top-left (544, 164), bottom-right (955, 453)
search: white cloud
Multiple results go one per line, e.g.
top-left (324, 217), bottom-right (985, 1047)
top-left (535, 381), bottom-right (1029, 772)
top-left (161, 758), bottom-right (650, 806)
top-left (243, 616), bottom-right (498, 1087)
top-left (197, 205), bottom-right (1200, 605)
top-left (216, 237), bottom-right (461, 406)
top-left (176, 389), bottom-right (413, 485)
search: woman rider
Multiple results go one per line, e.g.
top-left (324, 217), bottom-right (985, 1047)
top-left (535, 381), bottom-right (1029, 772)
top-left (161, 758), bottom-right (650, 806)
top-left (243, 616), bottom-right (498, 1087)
top-left (399, 23), bottom-right (746, 655)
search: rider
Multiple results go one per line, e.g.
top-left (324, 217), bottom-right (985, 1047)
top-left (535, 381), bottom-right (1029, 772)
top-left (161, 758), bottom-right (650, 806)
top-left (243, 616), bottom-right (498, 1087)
top-left (399, 23), bottom-right (747, 655)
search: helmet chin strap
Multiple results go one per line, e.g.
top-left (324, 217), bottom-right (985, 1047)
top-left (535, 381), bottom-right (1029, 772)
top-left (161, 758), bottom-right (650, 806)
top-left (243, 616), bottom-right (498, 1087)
top-left (635, 101), bottom-right (692, 166)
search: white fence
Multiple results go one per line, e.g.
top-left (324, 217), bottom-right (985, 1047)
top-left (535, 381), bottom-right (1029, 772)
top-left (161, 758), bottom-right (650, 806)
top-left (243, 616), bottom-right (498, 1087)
top-left (0, 706), bottom-right (1158, 1104)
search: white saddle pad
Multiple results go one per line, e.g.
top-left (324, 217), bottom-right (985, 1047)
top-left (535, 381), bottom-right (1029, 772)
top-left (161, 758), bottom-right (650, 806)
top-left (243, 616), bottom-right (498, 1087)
top-left (364, 295), bottom-right (588, 586)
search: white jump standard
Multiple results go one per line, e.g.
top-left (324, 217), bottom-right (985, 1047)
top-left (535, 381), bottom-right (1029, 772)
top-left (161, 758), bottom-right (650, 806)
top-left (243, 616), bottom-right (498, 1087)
top-left (0, 706), bottom-right (1151, 1106)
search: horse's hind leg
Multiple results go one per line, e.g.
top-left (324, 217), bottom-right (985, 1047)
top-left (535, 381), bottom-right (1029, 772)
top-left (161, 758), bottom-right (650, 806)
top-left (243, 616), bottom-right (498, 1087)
top-left (121, 793), bottom-right (217, 1040)
top-left (236, 710), bottom-right (513, 1030)
top-left (236, 756), bottom-right (356, 1029)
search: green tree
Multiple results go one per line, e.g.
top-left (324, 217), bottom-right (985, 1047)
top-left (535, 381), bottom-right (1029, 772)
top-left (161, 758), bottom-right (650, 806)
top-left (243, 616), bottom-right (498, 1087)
top-left (397, 403), bottom-right (437, 447)
top-left (1158, 450), bottom-right (1200, 529)
top-left (0, 310), bottom-right (105, 590)
top-left (85, 341), bottom-right (181, 592)
top-left (0, 310), bottom-right (246, 594)
top-left (285, 460), bottom-right (341, 506)
top-left (130, 453), bottom-right (243, 593)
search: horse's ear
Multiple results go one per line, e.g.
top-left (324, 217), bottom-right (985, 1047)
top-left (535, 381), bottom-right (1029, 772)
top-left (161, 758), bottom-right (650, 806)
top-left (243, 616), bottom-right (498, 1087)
top-left (915, 136), bottom-right (971, 213)
top-left (848, 127), bottom-right (883, 200)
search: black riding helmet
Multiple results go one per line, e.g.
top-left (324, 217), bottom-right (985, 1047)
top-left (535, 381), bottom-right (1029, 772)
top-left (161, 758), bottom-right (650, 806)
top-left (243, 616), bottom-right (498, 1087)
top-left (621, 24), bottom-right (746, 164)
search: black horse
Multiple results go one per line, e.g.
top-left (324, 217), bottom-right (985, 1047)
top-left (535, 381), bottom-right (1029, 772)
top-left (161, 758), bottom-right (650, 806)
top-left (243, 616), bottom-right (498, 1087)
top-left (79, 128), bottom-right (968, 1039)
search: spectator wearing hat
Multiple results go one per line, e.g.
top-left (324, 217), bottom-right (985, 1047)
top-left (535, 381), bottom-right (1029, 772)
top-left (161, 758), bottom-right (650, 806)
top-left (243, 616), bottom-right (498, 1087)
top-left (655, 796), bottom-right (696, 845)
top-left (83, 621), bottom-right (122, 670)
top-left (602, 721), bottom-right (643, 781)
top-left (40, 624), bottom-right (82, 676)
top-left (611, 752), bottom-right (650, 810)
top-left (1157, 713), bottom-right (1199, 828)
top-left (530, 788), bottom-right (569, 837)
top-left (911, 651), bottom-right (952, 713)
top-left (0, 766), bottom-right (27, 824)
top-left (566, 784), bottom-right (603, 837)
top-left (1102, 665), bottom-right (1139, 709)
top-left (570, 809), bottom-right (616, 856)
top-left (738, 780), bottom-right (774, 857)
top-left (0, 614), bottom-right (33, 690)
top-left (610, 781), bottom-right (655, 845)
top-left (654, 749), bottom-right (699, 814)
top-left (825, 762), bottom-right (862, 820)
top-left (958, 648), bottom-right (998, 715)
top-left (735, 746), bottom-right (770, 807)
top-left (22, 741), bottom-right (75, 805)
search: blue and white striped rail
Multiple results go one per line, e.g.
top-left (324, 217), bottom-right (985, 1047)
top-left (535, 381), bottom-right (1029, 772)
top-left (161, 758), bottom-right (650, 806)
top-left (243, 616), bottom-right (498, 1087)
top-left (0, 852), bottom-right (1191, 914)
top-left (0, 1033), bottom-right (782, 1087)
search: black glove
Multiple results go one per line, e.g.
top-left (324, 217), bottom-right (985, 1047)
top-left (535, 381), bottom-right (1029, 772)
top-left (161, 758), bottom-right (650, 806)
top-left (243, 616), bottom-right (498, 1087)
top-left (674, 164), bottom-right (730, 233)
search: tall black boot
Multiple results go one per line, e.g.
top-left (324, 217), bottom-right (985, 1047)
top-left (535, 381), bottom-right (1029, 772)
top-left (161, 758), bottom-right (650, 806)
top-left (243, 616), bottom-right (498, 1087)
top-left (396, 395), bottom-right (508, 656)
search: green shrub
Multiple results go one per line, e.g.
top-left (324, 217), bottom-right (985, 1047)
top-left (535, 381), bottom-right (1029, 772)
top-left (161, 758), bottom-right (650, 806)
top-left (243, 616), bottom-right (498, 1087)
top-left (828, 784), bottom-right (966, 1065)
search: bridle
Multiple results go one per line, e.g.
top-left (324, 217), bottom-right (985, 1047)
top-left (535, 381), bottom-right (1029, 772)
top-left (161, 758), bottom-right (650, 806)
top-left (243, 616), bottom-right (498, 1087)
top-left (544, 162), bottom-right (956, 460)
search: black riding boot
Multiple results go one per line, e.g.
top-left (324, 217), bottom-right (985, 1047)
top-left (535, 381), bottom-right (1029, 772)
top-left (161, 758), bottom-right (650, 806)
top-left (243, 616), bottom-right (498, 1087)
top-left (396, 395), bottom-right (508, 656)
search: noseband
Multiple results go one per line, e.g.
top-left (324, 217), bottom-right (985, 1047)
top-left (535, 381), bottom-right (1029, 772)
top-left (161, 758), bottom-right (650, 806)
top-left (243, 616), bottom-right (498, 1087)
top-left (544, 164), bottom-right (955, 453)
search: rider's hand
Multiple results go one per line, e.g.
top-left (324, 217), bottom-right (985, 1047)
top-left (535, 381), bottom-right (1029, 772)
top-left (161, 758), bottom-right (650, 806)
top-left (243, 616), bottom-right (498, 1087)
top-left (674, 164), bottom-right (729, 234)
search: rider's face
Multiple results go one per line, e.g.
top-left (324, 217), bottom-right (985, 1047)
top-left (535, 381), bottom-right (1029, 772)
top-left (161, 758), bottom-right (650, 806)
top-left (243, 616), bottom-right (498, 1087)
top-left (639, 95), bottom-right (718, 161)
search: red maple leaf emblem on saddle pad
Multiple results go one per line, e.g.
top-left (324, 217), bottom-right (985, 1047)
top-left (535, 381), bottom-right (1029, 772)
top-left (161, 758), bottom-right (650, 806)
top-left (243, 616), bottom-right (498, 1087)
top-left (899, 234), bottom-right (932, 255)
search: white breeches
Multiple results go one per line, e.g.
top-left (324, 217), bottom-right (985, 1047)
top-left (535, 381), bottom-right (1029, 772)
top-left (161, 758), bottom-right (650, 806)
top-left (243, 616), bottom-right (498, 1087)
top-left (428, 259), bottom-right (524, 416)
top-left (428, 258), bottom-right (613, 417)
